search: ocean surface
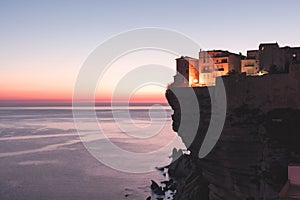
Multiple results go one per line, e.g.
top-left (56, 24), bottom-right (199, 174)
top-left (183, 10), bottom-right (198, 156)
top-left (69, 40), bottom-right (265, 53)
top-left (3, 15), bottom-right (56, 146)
top-left (0, 106), bottom-right (185, 200)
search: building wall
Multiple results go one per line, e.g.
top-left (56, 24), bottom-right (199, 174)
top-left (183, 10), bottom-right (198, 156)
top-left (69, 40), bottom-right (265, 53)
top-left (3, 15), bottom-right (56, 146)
top-left (214, 56), bottom-right (229, 74)
top-left (198, 51), bottom-right (215, 72)
top-left (290, 62), bottom-right (300, 75)
top-left (247, 50), bottom-right (259, 59)
top-left (175, 58), bottom-right (189, 87)
top-left (188, 58), bottom-right (199, 86)
top-left (174, 57), bottom-right (199, 87)
top-left (259, 44), bottom-right (300, 73)
top-left (241, 59), bottom-right (259, 75)
top-left (259, 43), bottom-right (285, 72)
top-left (198, 51), bottom-right (243, 86)
top-left (283, 47), bottom-right (300, 72)
top-left (198, 51), bottom-right (215, 86)
top-left (229, 54), bottom-right (242, 72)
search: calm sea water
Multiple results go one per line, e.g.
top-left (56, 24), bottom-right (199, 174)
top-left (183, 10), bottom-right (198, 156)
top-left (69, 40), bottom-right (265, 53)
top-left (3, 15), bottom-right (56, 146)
top-left (0, 106), bottom-right (185, 200)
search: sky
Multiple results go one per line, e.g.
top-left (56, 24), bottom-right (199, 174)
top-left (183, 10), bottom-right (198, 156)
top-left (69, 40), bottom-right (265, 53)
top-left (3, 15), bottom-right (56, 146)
top-left (1, 0), bottom-right (300, 104)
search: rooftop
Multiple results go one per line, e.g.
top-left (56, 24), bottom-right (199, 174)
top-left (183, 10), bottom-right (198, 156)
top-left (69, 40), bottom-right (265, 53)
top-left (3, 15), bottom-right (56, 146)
top-left (176, 56), bottom-right (198, 60)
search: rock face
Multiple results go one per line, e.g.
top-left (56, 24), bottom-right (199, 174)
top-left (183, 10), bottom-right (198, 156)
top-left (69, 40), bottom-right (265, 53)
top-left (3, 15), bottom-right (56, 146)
top-left (165, 74), bottom-right (300, 200)
top-left (168, 155), bottom-right (209, 200)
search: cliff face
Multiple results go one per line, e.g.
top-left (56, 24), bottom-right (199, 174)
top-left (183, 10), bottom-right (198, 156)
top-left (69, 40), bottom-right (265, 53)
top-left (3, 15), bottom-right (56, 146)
top-left (166, 74), bottom-right (300, 200)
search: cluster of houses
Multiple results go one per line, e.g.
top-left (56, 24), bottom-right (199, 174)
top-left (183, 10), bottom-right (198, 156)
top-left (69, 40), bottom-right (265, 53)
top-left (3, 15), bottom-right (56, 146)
top-left (172, 42), bottom-right (300, 87)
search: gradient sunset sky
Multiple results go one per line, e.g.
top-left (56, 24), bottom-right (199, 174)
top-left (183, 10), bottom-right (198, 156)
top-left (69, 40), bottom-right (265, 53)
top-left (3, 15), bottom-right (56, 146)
top-left (1, 0), bottom-right (300, 104)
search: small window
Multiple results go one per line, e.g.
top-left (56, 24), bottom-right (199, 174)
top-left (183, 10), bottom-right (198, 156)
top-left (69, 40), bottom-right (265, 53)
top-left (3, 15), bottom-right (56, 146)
top-left (221, 59), bottom-right (227, 63)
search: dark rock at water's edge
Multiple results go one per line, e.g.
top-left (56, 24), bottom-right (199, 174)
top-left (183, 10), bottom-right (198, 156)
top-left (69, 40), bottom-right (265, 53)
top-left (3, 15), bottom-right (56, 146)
top-left (151, 180), bottom-right (165, 196)
top-left (149, 155), bottom-right (208, 200)
top-left (168, 155), bottom-right (209, 200)
top-left (165, 74), bottom-right (300, 200)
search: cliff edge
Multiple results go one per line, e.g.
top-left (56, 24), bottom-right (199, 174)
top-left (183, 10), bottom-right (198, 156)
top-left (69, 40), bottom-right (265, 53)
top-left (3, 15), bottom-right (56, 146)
top-left (165, 73), bottom-right (300, 200)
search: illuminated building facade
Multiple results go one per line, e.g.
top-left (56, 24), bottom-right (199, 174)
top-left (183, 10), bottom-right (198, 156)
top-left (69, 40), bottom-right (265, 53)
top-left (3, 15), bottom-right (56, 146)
top-left (172, 50), bottom-right (243, 87)
top-left (198, 50), bottom-right (243, 86)
top-left (241, 50), bottom-right (259, 76)
top-left (173, 56), bottom-right (199, 87)
top-left (172, 43), bottom-right (300, 88)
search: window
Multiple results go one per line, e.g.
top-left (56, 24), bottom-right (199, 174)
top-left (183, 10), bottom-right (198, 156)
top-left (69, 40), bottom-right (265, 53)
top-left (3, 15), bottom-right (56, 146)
top-left (202, 66), bottom-right (210, 73)
top-left (203, 53), bottom-right (209, 63)
top-left (221, 59), bottom-right (228, 63)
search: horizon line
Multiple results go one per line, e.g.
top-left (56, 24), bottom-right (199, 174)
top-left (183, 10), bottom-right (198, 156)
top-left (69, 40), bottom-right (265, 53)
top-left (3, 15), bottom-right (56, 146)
top-left (0, 99), bottom-right (169, 107)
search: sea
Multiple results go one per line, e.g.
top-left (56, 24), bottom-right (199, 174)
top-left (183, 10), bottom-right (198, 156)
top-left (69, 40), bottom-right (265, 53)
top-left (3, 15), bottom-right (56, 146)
top-left (0, 104), bottom-right (185, 200)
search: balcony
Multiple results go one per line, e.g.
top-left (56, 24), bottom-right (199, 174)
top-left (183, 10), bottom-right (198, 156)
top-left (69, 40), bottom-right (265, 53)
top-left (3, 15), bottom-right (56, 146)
top-left (215, 59), bottom-right (228, 64)
top-left (244, 64), bottom-right (255, 67)
top-left (214, 68), bottom-right (224, 71)
top-left (201, 70), bottom-right (212, 73)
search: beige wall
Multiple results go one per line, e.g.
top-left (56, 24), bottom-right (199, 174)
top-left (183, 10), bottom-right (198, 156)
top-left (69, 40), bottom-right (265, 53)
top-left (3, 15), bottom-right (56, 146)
top-left (174, 57), bottom-right (200, 87)
top-left (241, 59), bottom-right (259, 75)
top-left (198, 51), bottom-right (215, 86)
top-left (198, 51), bottom-right (242, 86)
top-left (188, 58), bottom-right (199, 86)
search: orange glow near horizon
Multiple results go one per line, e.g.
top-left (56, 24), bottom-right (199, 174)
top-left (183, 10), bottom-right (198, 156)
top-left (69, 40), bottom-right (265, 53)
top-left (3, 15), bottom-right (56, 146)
top-left (94, 85), bottom-right (168, 104)
top-left (0, 88), bottom-right (167, 104)
top-left (1, 47), bottom-right (175, 105)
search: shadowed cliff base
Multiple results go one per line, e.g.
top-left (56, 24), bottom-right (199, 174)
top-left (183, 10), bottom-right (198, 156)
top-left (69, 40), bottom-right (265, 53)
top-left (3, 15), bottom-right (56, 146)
top-left (164, 73), bottom-right (300, 200)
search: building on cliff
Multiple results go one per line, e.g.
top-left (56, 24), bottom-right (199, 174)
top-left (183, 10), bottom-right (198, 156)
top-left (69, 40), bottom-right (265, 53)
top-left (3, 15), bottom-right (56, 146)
top-left (198, 50), bottom-right (243, 86)
top-left (172, 50), bottom-right (244, 87)
top-left (241, 50), bottom-right (260, 76)
top-left (173, 56), bottom-right (199, 87)
top-left (165, 61), bottom-right (300, 200)
top-left (171, 42), bottom-right (300, 88)
top-left (259, 43), bottom-right (300, 73)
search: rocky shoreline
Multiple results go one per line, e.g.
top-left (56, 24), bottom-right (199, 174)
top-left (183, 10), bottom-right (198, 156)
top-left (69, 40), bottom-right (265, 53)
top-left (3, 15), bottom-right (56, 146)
top-left (157, 73), bottom-right (300, 200)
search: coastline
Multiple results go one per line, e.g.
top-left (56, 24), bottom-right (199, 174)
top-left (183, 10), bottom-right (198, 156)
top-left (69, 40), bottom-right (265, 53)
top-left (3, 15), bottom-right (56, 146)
top-left (163, 73), bottom-right (300, 200)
